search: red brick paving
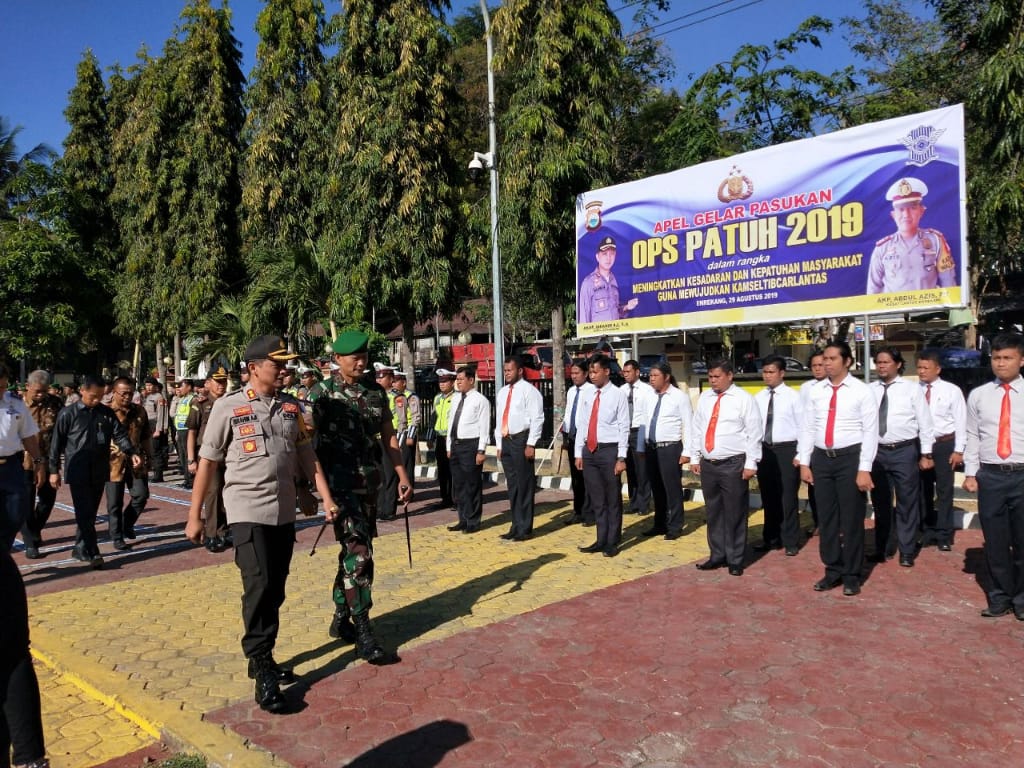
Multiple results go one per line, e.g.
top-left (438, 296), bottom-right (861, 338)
top-left (206, 530), bottom-right (1024, 768)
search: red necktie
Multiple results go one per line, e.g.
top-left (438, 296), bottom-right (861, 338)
top-left (825, 385), bottom-right (840, 448)
top-left (501, 383), bottom-right (513, 437)
top-left (998, 383), bottom-right (1012, 460)
top-left (704, 392), bottom-right (725, 453)
top-left (586, 390), bottom-right (601, 453)
top-left (925, 383), bottom-right (932, 404)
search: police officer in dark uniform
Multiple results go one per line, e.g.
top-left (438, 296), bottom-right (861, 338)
top-left (186, 336), bottom-right (338, 713)
top-left (309, 331), bottom-right (413, 664)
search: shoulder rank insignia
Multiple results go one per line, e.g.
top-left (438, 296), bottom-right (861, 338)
top-left (245, 388), bottom-right (258, 400)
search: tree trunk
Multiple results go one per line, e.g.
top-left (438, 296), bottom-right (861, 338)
top-left (400, 313), bottom-right (416, 389)
top-left (174, 330), bottom-right (182, 379)
top-left (552, 305), bottom-right (566, 464)
top-left (133, 338), bottom-right (142, 382)
top-left (155, 342), bottom-right (165, 387)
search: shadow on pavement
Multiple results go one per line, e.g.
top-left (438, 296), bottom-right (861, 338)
top-left (343, 719), bottom-right (472, 768)
top-left (282, 552), bottom-right (566, 694)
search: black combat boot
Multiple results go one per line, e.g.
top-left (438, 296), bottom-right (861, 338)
top-left (352, 612), bottom-right (387, 664)
top-left (328, 604), bottom-right (357, 642)
top-left (248, 654), bottom-right (288, 713)
top-left (247, 654), bottom-right (296, 685)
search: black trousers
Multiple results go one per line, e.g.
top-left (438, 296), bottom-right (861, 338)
top-left (70, 481), bottom-right (106, 557)
top-left (378, 442), bottom-right (398, 518)
top-left (105, 474), bottom-right (149, 541)
top-left (451, 440), bottom-right (483, 528)
top-left (647, 443), bottom-right (684, 535)
top-left (434, 434), bottom-right (453, 505)
top-left (231, 522), bottom-right (295, 659)
top-left (401, 439), bottom-right (416, 490)
top-left (625, 429), bottom-right (652, 512)
top-left (564, 438), bottom-right (592, 523)
top-left (976, 466), bottom-right (1024, 611)
top-left (0, 552), bottom-right (45, 767)
top-left (870, 443), bottom-right (921, 557)
top-left (175, 430), bottom-right (192, 487)
top-left (700, 455), bottom-right (748, 567)
top-left (20, 469), bottom-right (56, 550)
top-left (757, 442), bottom-right (801, 549)
top-left (501, 431), bottom-right (535, 536)
top-left (812, 447), bottom-right (865, 586)
top-left (582, 444), bottom-right (622, 550)
top-left (151, 431), bottom-right (168, 480)
top-left (921, 439), bottom-right (956, 545)
top-left (0, 462), bottom-right (27, 554)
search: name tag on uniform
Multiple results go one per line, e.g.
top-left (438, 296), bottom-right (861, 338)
top-left (231, 414), bottom-right (258, 426)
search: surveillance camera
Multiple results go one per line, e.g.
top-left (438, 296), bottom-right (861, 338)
top-left (468, 155), bottom-right (484, 181)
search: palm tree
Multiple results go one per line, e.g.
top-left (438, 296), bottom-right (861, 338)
top-left (1, 117), bottom-right (51, 210)
top-left (185, 294), bottom-right (271, 375)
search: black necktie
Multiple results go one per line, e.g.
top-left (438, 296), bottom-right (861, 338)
top-left (878, 383), bottom-right (891, 437)
top-left (765, 388), bottom-right (775, 444)
top-left (451, 393), bottom-right (466, 440)
top-left (649, 393), bottom-right (664, 443)
top-left (569, 386), bottom-right (581, 438)
top-left (628, 384), bottom-right (634, 423)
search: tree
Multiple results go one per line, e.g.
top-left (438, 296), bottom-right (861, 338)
top-left (185, 295), bottom-right (270, 374)
top-left (323, 0), bottom-right (465, 378)
top-left (1, 118), bottom-right (50, 217)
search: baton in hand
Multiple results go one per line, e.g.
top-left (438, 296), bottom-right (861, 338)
top-left (400, 485), bottom-right (412, 567)
top-left (309, 518), bottom-right (329, 556)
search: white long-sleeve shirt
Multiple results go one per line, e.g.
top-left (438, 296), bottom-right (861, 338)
top-left (797, 374), bottom-right (879, 472)
top-left (494, 380), bottom-right (544, 452)
top-left (870, 376), bottom-right (934, 453)
top-left (688, 384), bottom-right (762, 471)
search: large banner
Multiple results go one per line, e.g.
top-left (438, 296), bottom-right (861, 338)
top-left (575, 105), bottom-right (968, 337)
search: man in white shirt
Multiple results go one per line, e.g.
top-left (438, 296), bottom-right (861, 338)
top-left (642, 362), bottom-right (692, 540)
top-left (963, 333), bottom-right (1024, 619)
top-left (620, 360), bottom-right (654, 514)
top-left (754, 356), bottom-right (803, 556)
top-left (798, 342), bottom-right (878, 596)
top-left (575, 355), bottom-right (630, 557)
top-left (868, 347), bottom-right (934, 568)
top-left (690, 359), bottom-right (763, 576)
top-left (446, 367), bottom-right (491, 534)
top-left (0, 364), bottom-right (45, 552)
top-left (917, 350), bottom-right (966, 552)
top-left (799, 351), bottom-right (827, 535)
top-left (561, 361), bottom-right (594, 526)
top-left (495, 357), bottom-right (545, 541)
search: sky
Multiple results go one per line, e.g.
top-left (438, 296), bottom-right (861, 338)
top-left (0, 0), bottom-right (935, 155)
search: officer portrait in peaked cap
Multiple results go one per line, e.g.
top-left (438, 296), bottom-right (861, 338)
top-left (578, 232), bottom-right (639, 324)
top-left (866, 176), bottom-right (957, 294)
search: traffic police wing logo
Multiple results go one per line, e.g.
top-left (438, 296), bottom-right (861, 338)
top-left (901, 125), bottom-right (945, 167)
top-left (717, 166), bottom-right (754, 203)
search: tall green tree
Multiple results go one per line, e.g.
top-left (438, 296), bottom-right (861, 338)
top-left (324, 0), bottom-right (464, 375)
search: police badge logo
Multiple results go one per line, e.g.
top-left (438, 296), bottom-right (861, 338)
top-left (901, 125), bottom-right (945, 167)
top-left (717, 166), bottom-right (754, 203)
top-left (584, 200), bottom-right (603, 231)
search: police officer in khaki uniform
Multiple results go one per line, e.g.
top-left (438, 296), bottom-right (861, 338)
top-left (866, 177), bottom-right (956, 294)
top-left (142, 377), bottom-right (169, 482)
top-left (578, 236), bottom-right (639, 323)
top-left (185, 336), bottom-right (338, 713)
top-left (185, 366), bottom-right (230, 552)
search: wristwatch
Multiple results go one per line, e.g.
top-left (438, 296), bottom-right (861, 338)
top-left (922, 453), bottom-right (933, 459)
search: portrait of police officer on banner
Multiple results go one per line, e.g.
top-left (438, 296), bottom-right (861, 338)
top-left (578, 235), bottom-right (639, 323)
top-left (866, 177), bottom-right (957, 294)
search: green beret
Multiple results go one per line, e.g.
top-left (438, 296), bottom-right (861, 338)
top-left (332, 330), bottom-right (369, 355)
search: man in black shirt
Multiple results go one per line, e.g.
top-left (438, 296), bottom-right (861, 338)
top-left (49, 375), bottom-right (140, 569)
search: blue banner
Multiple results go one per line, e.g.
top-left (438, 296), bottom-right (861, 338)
top-left (575, 105), bottom-right (968, 336)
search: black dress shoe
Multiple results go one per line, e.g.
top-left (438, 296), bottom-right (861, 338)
top-left (24, 547), bottom-right (43, 559)
top-left (564, 515), bottom-right (583, 526)
top-left (582, 520), bottom-right (595, 527)
top-left (753, 540), bottom-right (781, 552)
top-left (867, 552), bottom-right (887, 563)
top-left (785, 547), bottom-right (799, 556)
top-left (728, 565), bottom-right (744, 576)
top-left (643, 527), bottom-right (667, 537)
top-left (447, 522), bottom-right (466, 532)
top-left (664, 532), bottom-right (682, 541)
top-left (813, 577), bottom-right (842, 592)
top-left (462, 526), bottom-right (479, 534)
top-left (843, 583), bottom-right (861, 596)
top-left (579, 542), bottom-right (603, 553)
top-left (899, 554), bottom-right (914, 568)
top-left (1015, 609), bottom-right (1024, 622)
top-left (938, 542), bottom-right (952, 552)
top-left (981, 605), bottom-right (1013, 618)
top-left (499, 532), bottom-right (516, 540)
top-left (378, 513), bottom-right (397, 522)
top-left (695, 559), bottom-right (725, 571)
top-left (603, 545), bottom-right (619, 558)
top-left (112, 538), bottom-right (129, 551)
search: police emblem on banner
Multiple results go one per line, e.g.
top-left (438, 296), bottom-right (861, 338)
top-left (584, 200), bottom-right (603, 231)
top-left (717, 166), bottom-right (754, 203)
top-left (901, 124), bottom-right (945, 167)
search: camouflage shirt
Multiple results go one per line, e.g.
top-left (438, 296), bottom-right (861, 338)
top-left (23, 393), bottom-right (63, 471)
top-left (109, 402), bottom-right (152, 481)
top-left (310, 375), bottom-right (391, 512)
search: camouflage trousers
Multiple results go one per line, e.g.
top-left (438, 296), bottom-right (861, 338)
top-left (331, 504), bottom-right (375, 617)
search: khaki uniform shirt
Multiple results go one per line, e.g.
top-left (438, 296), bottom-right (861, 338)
top-left (143, 392), bottom-right (168, 433)
top-left (198, 386), bottom-right (315, 526)
top-left (109, 403), bottom-right (152, 482)
top-left (23, 393), bottom-right (63, 471)
top-left (185, 397), bottom-right (215, 448)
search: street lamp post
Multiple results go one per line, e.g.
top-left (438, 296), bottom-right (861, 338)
top-left (480, 0), bottom-right (503, 371)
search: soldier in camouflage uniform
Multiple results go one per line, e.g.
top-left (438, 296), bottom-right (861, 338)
top-left (310, 331), bottom-right (413, 663)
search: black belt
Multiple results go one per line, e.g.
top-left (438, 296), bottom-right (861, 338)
top-left (0, 450), bottom-right (24, 465)
top-left (815, 444), bottom-right (860, 458)
top-left (503, 430), bottom-right (528, 440)
top-left (454, 437), bottom-right (478, 444)
top-left (701, 454), bottom-right (743, 465)
top-left (763, 440), bottom-right (796, 448)
top-left (878, 438), bottom-right (916, 450)
top-left (647, 441), bottom-right (680, 449)
top-left (934, 433), bottom-right (955, 443)
top-left (586, 442), bottom-right (618, 451)
top-left (981, 463), bottom-right (1024, 473)
top-left (630, 427), bottom-right (640, 433)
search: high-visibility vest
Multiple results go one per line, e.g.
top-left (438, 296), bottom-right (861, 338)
top-left (173, 394), bottom-right (195, 430)
top-left (433, 391), bottom-right (454, 435)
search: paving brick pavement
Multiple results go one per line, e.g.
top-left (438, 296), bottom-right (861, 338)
top-left (13, 466), bottom-right (1021, 768)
